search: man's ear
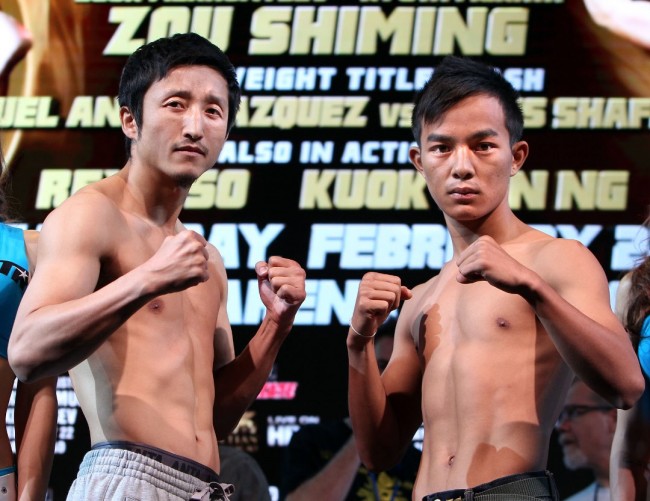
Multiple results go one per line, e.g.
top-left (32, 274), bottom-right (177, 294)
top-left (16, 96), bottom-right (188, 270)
top-left (409, 145), bottom-right (424, 176)
top-left (120, 106), bottom-right (138, 140)
top-left (510, 140), bottom-right (529, 176)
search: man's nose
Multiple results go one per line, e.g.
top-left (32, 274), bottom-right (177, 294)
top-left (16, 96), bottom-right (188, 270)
top-left (183, 106), bottom-right (204, 140)
top-left (451, 147), bottom-right (475, 179)
top-left (555, 414), bottom-right (571, 431)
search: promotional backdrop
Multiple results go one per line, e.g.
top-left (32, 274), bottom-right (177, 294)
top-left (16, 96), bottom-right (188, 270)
top-left (2, 0), bottom-right (650, 498)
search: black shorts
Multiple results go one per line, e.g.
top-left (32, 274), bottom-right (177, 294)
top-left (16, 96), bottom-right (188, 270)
top-left (422, 470), bottom-right (559, 501)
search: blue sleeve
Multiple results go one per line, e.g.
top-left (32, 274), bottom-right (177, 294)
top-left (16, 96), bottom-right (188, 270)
top-left (639, 317), bottom-right (650, 378)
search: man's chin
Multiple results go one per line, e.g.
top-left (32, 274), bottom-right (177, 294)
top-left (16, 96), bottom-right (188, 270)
top-left (562, 449), bottom-right (588, 471)
top-left (172, 174), bottom-right (197, 190)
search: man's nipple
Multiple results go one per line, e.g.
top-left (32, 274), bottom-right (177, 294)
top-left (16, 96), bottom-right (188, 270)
top-left (148, 300), bottom-right (163, 313)
top-left (496, 317), bottom-right (510, 328)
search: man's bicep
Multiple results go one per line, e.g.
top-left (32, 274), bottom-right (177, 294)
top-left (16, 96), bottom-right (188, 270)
top-left (383, 316), bottom-right (423, 439)
top-left (544, 240), bottom-right (621, 329)
top-left (384, 353), bottom-right (422, 408)
top-left (21, 204), bottom-right (104, 312)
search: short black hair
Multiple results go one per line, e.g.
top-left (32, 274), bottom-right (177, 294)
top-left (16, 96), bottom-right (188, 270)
top-left (118, 33), bottom-right (241, 158)
top-left (411, 56), bottom-right (523, 146)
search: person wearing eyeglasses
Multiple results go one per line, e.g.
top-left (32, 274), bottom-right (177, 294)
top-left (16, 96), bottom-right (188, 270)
top-left (555, 379), bottom-right (616, 501)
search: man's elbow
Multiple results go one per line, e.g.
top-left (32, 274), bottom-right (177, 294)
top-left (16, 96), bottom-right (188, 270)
top-left (8, 338), bottom-right (42, 383)
top-left (360, 456), bottom-right (392, 473)
top-left (357, 444), bottom-right (401, 473)
top-left (213, 415), bottom-right (238, 441)
top-left (616, 373), bottom-right (646, 410)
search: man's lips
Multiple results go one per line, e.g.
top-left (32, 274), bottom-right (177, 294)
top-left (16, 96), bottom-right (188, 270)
top-left (558, 436), bottom-right (576, 447)
top-left (175, 145), bottom-right (206, 156)
top-left (449, 186), bottom-right (479, 199)
top-left (449, 186), bottom-right (478, 195)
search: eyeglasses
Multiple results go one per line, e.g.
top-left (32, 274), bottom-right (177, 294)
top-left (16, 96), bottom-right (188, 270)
top-left (556, 405), bottom-right (613, 426)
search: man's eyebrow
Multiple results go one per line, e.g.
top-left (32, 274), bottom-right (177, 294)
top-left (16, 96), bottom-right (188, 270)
top-left (162, 89), bottom-right (227, 107)
top-left (424, 133), bottom-right (454, 144)
top-left (469, 128), bottom-right (499, 140)
top-left (162, 89), bottom-right (191, 100)
top-left (424, 129), bottom-right (500, 144)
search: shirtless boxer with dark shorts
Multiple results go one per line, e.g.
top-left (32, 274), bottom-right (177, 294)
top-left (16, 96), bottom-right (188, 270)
top-left (345, 56), bottom-right (644, 501)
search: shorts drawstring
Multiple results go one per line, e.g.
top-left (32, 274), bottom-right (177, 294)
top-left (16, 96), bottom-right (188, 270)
top-left (190, 482), bottom-right (234, 501)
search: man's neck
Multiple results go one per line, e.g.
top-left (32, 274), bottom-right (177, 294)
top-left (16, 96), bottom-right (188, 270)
top-left (593, 470), bottom-right (610, 489)
top-left (445, 209), bottom-right (523, 255)
top-left (119, 163), bottom-right (189, 227)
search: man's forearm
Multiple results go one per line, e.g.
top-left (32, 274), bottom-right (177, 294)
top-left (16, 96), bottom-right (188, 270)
top-left (14, 378), bottom-right (57, 500)
top-left (347, 336), bottom-right (406, 471)
top-left (610, 405), bottom-right (650, 500)
top-left (213, 315), bottom-right (292, 438)
top-left (10, 270), bottom-right (154, 381)
top-left (529, 278), bottom-right (644, 408)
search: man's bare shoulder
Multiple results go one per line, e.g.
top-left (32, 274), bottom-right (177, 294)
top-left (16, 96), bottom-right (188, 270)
top-left (400, 272), bottom-right (441, 319)
top-left (206, 241), bottom-right (227, 276)
top-left (522, 230), bottom-right (609, 293)
top-left (410, 273), bottom-right (440, 299)
top-left (48, 178), bottom-right (122, 224)
top-left (526, 232), bottom-right (600, 267)
top-left (508, 227), bottom-right (595, 266)
top-left (39, 178), bottom-right (125, 254)
top-left (205, 242), bottom-right (222, 262)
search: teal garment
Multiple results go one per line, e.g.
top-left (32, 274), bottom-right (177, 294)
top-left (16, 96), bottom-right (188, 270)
top-left (0, 224), bottom-right (29, 359)
top-left (639, 316), bottom-right (650, 378)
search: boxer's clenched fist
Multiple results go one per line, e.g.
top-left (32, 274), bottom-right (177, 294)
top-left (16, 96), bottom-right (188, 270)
top-left (256, 256), bottom-right (306, 328)
top-left (350, 272), bottom-right (412, 340)
top-left (142, 230), bottom-right (210, 294)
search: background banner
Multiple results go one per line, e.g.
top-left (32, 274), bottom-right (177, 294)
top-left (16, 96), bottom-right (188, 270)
top-left (2, 0), bottom-right (649, 498)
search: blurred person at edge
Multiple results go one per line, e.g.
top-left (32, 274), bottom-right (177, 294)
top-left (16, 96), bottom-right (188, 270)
top-left (0, 10), bottom-right (32, 95)
top-left (0, 143), bottom-right (57, 500)
top-left (555, 379), bottom-right (615, 501)
top-left (610, 216), bottom-right (650, 501)
top-left (218, 445), bottom-right (272, 501)
top-left (584, 0), bottom-right (650, 49)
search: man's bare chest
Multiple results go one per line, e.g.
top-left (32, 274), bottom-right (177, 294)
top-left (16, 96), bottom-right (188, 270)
top-left (412, 274), bottom-right (538, 361)
top-left (99, 227), bottom-right (220, 321)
